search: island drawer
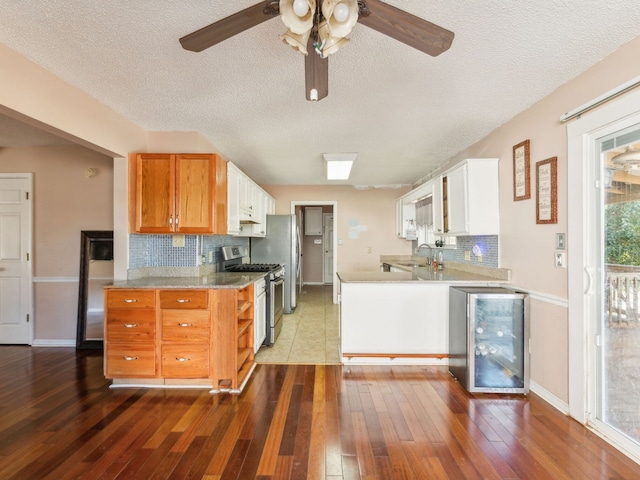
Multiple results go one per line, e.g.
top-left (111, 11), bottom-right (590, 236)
top-left (106, 343), bottom-right (156, 377)
top-left (106, 310), bottom-right (156, 342)
top-left (159, 290), bottom-right (209, 309)
top-left (161, 344), bottom-right (209, 378)
top-left (107, 289), bottom-right (156, 309)
top-left (161, 310), bottom-right (210, 341)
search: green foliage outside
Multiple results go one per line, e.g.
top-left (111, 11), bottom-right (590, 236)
top-left (606, 201), bottom-right (640, 266)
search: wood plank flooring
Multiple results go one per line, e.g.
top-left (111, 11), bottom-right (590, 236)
top-left (0, 347), bottom-right (639, 479)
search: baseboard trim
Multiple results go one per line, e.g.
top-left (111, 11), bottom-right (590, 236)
top-left (529, 379), bottom-right (569, 414)
top-left (32, 339), bottom-right (76, 347)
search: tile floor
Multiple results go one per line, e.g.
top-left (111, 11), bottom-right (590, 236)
top-left (255, 284), bottom-right (341, 364)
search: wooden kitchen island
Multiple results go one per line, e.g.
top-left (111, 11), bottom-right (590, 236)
top-left (104, 272), bottom-right (264, 393)
top-left (338, 261), bottom-right (510, 364)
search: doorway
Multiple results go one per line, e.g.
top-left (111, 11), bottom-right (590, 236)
top-left (291, 201), bottom-right (338, 304)
top-left (0, 173), bottom-right (33, 344)
top-left (568, 88), bottom-right (640, 462)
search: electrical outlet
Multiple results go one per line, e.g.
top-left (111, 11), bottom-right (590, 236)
top-left (477, 255), bottom-right (483, 263)
top-left (555, 252), bottom-right (566, 268)
top-left (367, 246), bottom-right (372, 254)
top-left (209, 251), bottom-right (213, 263)
top-left (465, 251), bottom-right (471, 261)
top-left (172, 235), bottom-right (185, 247)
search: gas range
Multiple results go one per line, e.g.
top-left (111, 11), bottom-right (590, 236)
top-left (221, 246), bottom-right (284, 279)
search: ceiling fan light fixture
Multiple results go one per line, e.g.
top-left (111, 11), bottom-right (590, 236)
top-left (280, 0), bottom-right (316, 35)
top-left (318, 21), bottom-right (350, 56)
top-left (322, 0), bottom-right (358, 38)
top-left (279, 29), bottom-right (311, 55)
top-left (611, 145), bottom-right (640, 167)
top-left (292, 0), bottom-right (311, 17)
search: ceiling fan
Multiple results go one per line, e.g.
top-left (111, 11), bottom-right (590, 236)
top-left (179, 0), bottom-right (454, 101)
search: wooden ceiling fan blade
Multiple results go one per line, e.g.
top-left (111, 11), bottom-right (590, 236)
top-left (357, 0), bottom-right (454, 57)
top-left (305, 35), bottom-right (328, 101)
top-left (180, 1), bottom-right (280, 52)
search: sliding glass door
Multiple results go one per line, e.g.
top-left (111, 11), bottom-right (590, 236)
top-left (593, 123), bottom-right (640, 450)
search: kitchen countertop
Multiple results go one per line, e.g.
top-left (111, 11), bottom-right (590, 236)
top-left (106, 272), bottom-right (265, 289)
top-left (338, 258), bottom-right (510, 284)
top-left (337, 268), bottom-right (507, 284)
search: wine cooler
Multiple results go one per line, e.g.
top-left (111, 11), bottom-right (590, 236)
top-left (449, 286), bottom-right (529, 394)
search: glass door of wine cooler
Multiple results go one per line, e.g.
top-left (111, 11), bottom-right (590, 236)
top-left (449, 287), bottom-right (529, 394)
top-left (469, 293), bottom-right (527, 392)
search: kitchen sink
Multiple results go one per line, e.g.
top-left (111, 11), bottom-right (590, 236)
top-left (396, 262), bottom-right (428, 267)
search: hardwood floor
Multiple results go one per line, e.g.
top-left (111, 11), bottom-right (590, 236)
top-left (1, 347), bottom-right (639, 479)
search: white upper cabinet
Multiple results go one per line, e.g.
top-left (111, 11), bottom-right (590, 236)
top-left (442, 158), bottom-right (499, 236)
top-left (304, 207), bottom-right (323, 235)
top-left (227, 162), bottom-right (273, 237)
top-left (226, 163), bottom-right (241, 235)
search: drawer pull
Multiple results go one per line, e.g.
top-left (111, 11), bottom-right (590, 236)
top-left (122, 355), bottom-right (138, 361)
top-left (178, 323), bottom-right (194, 327)
top-left (175, 357), bottom-right (191, 362)
top-left (176, 299), bottom-right (191, 303)
top-left (123, 299), bottom-right (139, 303)
top-left (123, 323), bottom-right (139, 328)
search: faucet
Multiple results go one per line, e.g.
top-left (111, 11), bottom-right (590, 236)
top-left (417, 244), bottom-right (433, 264)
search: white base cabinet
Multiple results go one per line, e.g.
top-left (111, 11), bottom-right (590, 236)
top-left (340, 282), bottom-right (449, 358)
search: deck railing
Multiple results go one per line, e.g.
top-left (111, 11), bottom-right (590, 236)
top-left (607, 267), bottom-right (640, 327)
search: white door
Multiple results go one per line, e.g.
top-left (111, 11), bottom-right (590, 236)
top-left (323, 213), bottom-right (333, 284)
top-left (0, 174), bottom-right (33, 344)
top-left (568, 91), bottom-right (640, 462)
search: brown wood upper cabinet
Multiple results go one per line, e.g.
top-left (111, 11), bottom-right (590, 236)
top-left (131, 153), bottom-right (228, 234)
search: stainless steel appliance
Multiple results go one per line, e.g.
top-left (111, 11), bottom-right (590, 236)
top-left (251, 214), bottom-right (301, 314)
top-left (449, 286), bottom-right (529, 394)
top-left (221, 246), bottom-right (285, 346)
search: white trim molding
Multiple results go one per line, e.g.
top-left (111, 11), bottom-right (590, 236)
top-left (32, 339), bottom-right (76, 347)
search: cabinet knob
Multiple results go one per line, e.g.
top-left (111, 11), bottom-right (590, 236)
top-left (177, 323), bottom-right (194, 327)
top-left (122, 355), bottom-right (138, 361)
top-left (175, 357), bottom-right (191, 362)
top-left (123, 299), bottom-right (139, 303)
top-left (123, 323), bottom-right (139, 328)
top-left (176, 299), bottom-right (191, 303)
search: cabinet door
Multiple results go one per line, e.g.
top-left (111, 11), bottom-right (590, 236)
top-left (227, 164), bottom-right (241, 235)
top-left (431, 177), bottom-right (444, 234)
top-left (251, 189), bottom-right (267, 237)
top-left (135, 154), bottom-right (175, 233)
top-left (446, 165), bottom-right (468, 234)
top-left (175, 155), bottom-right (214, 233)
top-left (396, 198), bottom-right (403, 237)
top-left (305, 207), bottom-right (323, 235)
top-left (238, 174), bottom-right (252, 219)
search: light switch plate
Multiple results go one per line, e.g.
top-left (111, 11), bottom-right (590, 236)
top-left (555, 252), bottom-right (566, 268)
top-left (555, 233), bottom-right (566, 250)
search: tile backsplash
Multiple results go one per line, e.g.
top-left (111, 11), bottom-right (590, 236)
top-left (414, 235), bottom-right (499, 267)
top-left (129, 235), bottom-right (249, 269)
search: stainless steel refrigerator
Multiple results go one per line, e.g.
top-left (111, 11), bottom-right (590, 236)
top-left (251, 215), bottom-right (301, 314)
top-left (449, 286), bottom-right (529, 394)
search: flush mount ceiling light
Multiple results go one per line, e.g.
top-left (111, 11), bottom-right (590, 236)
top-left (323, 153), bottom-right (357, 180)
top-left (179, 1), bottom-right (454, 102)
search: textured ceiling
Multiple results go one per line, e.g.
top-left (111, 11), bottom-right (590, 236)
top-left (1, 1), bottom-right (639, 186)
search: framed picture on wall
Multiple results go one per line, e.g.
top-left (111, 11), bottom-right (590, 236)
top-left (536, 156), bottom-right (558, 224)
top-left (513, 139), bottom-right (531, 201)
